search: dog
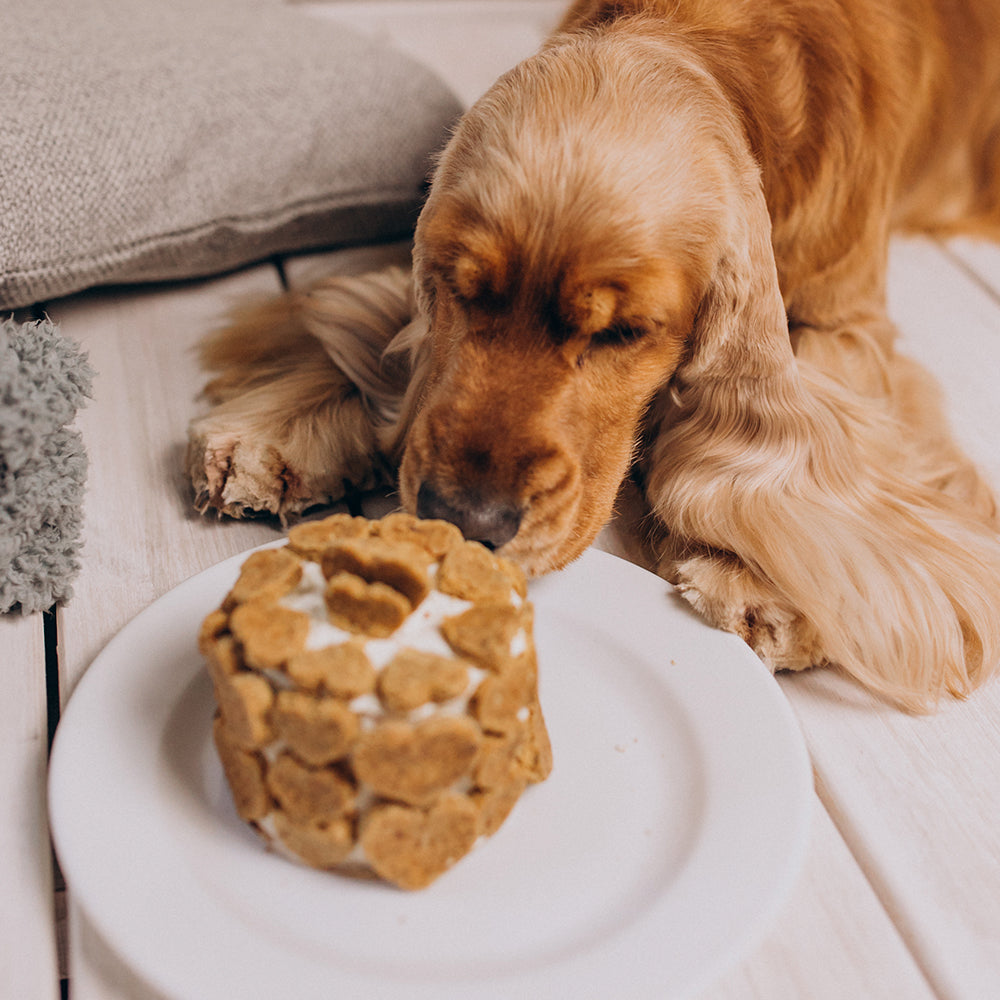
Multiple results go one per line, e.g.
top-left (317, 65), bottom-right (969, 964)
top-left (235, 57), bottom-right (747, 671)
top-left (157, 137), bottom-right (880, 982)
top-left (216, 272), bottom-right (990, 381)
top-left (189, 0), bottom-right (1000, 712)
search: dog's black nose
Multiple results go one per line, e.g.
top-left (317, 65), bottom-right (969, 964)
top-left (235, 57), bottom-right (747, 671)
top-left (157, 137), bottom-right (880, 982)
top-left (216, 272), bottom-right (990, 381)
top-left (416, 481), bottom-right (522, 550)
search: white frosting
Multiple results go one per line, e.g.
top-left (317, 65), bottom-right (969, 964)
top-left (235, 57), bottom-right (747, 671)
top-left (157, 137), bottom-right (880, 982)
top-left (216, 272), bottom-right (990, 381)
top-left (279, 561), bottom-right (352, 649)
top-left (277, 560), bottom-right (482, 728)
top-left (281, 560), bottom-right (475, 665)
top-left (364, 588), bottom-right (474, 668)
top-left (510, 628), bottom-right (528, 658)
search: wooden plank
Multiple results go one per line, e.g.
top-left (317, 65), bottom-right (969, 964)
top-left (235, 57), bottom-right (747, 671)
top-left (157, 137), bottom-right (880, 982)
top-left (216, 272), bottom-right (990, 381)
top-left (887, 236), bottom-right (1000, 485)
top-left (781, 671), bottom-right (1000, 999)
top-left (702, 799), bottom-right (934, 1000)
top-left (775, 236), bottom-right (1000, 999)
top-left (44, 269), bottom-right (288, 700)
top-left (0, 614), bottom-right (60, 1000)
top-left (298, 0), bottom-right (563, 107)
top-left (944, 236), bottom-right (1000, 300)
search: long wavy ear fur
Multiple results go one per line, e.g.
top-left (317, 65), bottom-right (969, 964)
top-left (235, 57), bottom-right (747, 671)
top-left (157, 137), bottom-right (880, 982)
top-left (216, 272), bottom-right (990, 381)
top-left (645, 175), bottom-right (1000, 712)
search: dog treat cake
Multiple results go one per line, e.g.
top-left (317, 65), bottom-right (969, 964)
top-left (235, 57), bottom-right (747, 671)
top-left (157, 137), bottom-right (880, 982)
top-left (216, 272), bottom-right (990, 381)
top-left (199, 512), bottom-right (552, 890)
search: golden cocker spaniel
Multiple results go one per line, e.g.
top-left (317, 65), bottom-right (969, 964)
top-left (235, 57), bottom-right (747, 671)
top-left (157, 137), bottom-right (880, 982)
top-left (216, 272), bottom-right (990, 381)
top-left (189, 0), bottom-right (1000, 711)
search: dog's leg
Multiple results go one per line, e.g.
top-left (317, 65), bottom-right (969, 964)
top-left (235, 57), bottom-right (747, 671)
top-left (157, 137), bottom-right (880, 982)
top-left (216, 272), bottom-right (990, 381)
top-left (188, 267), bottom-right (418, 520)
top-left (188, 355), bottom-right (380, 520)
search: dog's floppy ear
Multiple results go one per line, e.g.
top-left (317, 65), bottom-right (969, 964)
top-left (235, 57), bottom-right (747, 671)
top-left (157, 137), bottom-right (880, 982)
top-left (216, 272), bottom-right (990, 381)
top-left (679, 182), bottom-right (792, 385)
top-left (645, 177), bottom-right (1000, 710)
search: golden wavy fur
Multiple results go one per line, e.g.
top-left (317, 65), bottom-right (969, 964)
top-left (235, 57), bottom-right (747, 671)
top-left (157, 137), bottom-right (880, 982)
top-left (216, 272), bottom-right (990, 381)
top-left (189, 0), bottom-right (1000, 711)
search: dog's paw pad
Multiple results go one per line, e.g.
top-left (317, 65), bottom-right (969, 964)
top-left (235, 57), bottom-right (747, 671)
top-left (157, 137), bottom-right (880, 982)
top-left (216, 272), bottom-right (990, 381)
top-left (669, 554), bottom-right (823, 672)
top-left (188, 430), bottom-right (292, 517)
top-left (188, 404), bottom-right (351, 521)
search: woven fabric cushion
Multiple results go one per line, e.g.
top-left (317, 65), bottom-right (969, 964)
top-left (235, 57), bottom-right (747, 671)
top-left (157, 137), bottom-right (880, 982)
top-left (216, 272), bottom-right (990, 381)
top-left (0, 0), bottom-right (461, 310)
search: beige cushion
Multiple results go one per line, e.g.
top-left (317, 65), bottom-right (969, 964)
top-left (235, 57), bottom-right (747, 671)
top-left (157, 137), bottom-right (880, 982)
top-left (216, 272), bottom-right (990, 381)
top-left (0, 0), bottom-right (461, 309)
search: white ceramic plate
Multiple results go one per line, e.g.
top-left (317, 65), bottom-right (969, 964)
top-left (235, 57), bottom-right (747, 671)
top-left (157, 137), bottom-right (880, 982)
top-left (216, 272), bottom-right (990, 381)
top-left (49, 547), bottom-right (812, 1000)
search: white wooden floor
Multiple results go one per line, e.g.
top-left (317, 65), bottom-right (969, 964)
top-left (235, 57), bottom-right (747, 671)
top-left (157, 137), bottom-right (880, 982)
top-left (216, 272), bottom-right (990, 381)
top-left (5, 2), bottom-right (1000, 998)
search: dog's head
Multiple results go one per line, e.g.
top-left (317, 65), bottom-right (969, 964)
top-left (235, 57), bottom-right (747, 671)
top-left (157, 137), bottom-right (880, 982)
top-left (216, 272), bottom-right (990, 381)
top-left (398, 33), bottom-right (778, 574)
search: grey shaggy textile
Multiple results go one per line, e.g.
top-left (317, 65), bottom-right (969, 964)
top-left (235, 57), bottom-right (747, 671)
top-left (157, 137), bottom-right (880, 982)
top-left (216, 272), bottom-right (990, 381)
top-left (0, 318), bottom-right (93, 614)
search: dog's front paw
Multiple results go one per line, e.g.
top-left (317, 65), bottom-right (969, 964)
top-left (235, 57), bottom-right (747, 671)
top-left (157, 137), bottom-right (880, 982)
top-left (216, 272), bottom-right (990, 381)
top-left (667, 552), bottom-right (825, 672)
top-left (189, 435), bottom-right (289, 519)
top-left (188, 429), bottom-right (314, 520)
top-left (187, 412), bottom-right (371, 521)
top-left (186, 359), bottom-right (384, 520)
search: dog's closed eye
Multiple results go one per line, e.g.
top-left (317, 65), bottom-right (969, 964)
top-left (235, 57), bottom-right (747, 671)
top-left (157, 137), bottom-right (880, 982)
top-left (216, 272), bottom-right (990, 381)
top-left (590, 321), bottom-right (648, 348)
top-left (576, 321), bottom-right (650, 367)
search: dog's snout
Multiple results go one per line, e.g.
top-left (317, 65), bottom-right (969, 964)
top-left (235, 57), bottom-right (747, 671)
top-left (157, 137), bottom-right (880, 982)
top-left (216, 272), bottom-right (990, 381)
top-left (416, 481), bottom-right (522, 551)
